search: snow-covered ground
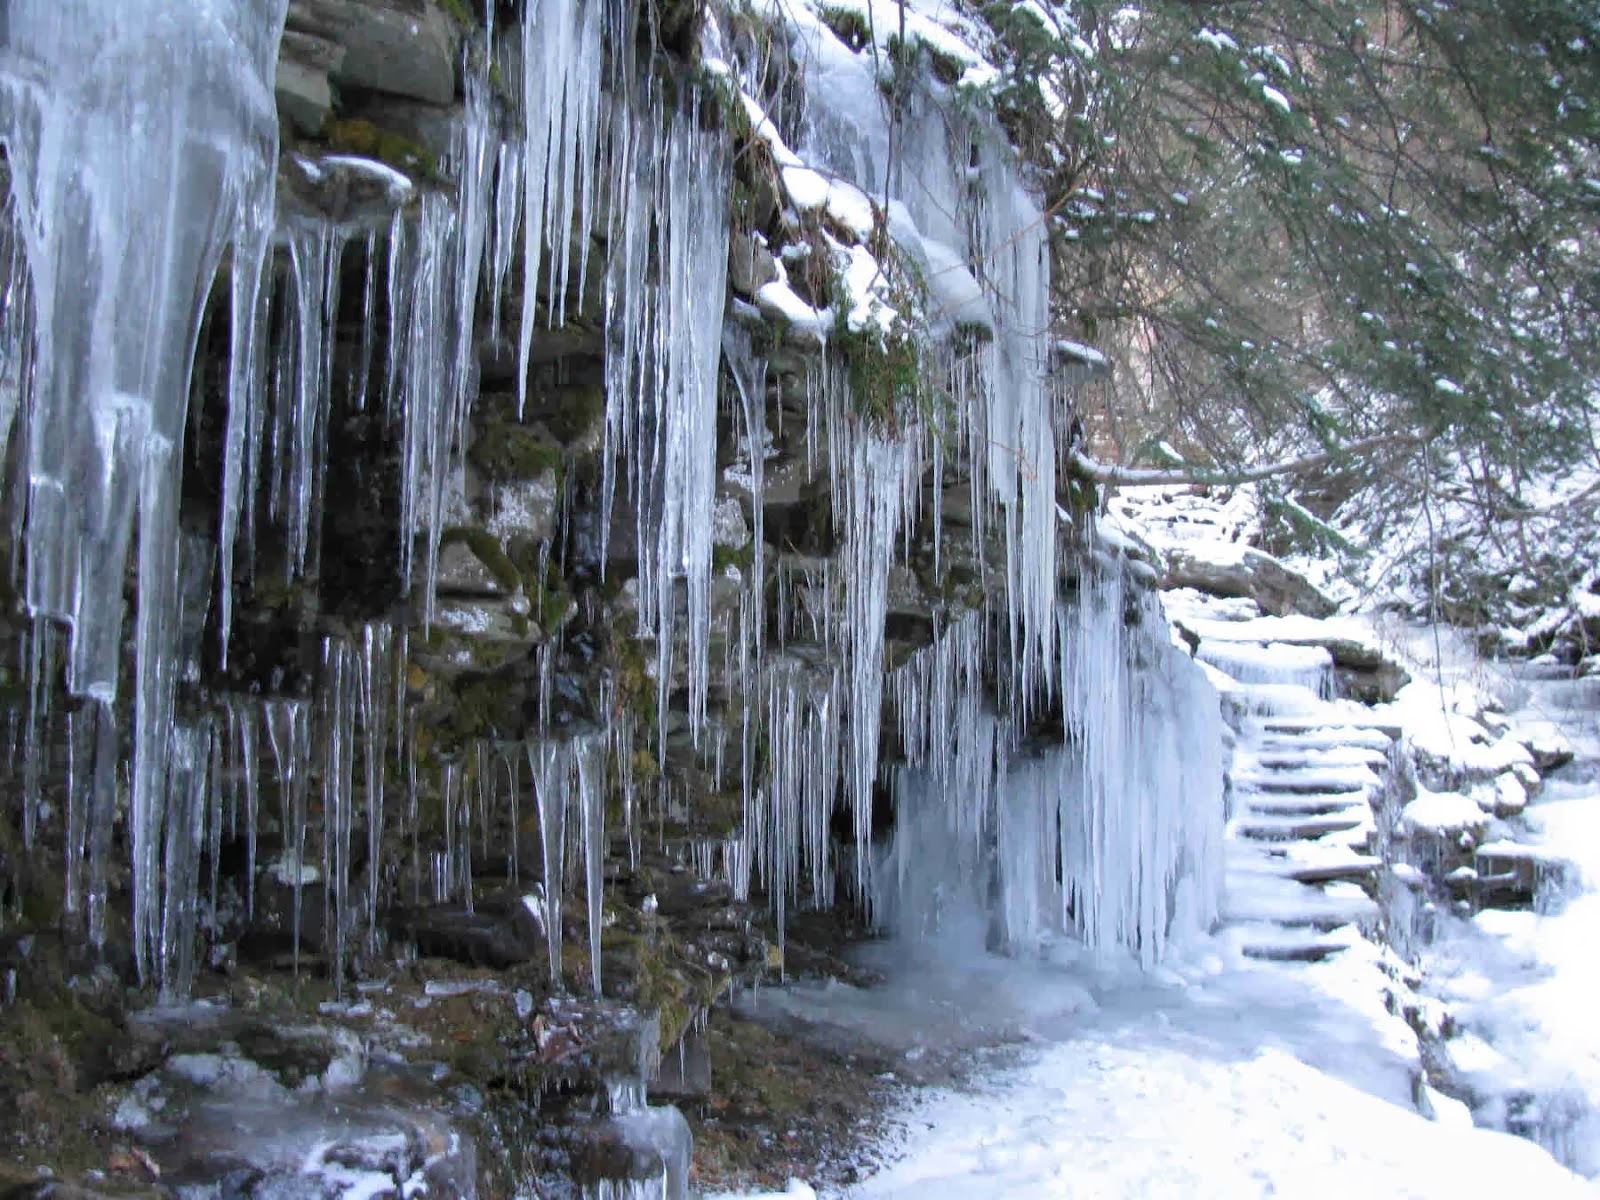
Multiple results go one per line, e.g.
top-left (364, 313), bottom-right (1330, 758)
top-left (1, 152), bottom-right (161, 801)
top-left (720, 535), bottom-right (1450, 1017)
top-left (1371, 615), bottom-right (1600, 1174)
top-left (713, 934), bottom-right (1596, 1198)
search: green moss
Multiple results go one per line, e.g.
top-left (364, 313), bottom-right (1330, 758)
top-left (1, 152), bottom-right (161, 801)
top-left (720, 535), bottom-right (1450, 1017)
top-left (432, 0), bottom-right (474, 28)
top-left (612, 632), bottom-right (657, 727)
top-left (542, 382), bottom-right (606, 444)
top-left (452, 675), bottom-right (523, 740)
top-left (248, 571), bottom-right (307, 612)
top-left (467, 419), bottom-right (564, 482)
top-left (1060, 475), bottom-right (1099, 522)
top-left (836, 318), bottom-right (927, 428)
top-left (325, 118), bottom-right (437, 179)
top-left (819, 5), bottom-right (871, 50)
top-left (537, 581), bottom-right (571, 632)
top-left (711, 541), bottom-right (756, 574)
top-left (692, 789), bottom-right (744, 838)
top-left (440, 526), bottom-right (524, 594)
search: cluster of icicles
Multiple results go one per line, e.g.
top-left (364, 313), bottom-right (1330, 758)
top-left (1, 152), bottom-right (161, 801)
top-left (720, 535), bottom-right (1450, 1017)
top-left (0, 0), bottom-right (1224, 997)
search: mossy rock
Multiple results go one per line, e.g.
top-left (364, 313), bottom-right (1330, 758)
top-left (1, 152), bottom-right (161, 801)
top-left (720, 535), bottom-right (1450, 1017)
top-left (819, 5), bottom-right (871, 51)
top-left (468, 419), bottom-right (565, 483)
top-left (530, 382), bottom-right (606, 446)
top-left (440, 526), bottom-right (524, 595)
top-left (432, 0), bottom-right (474, 29)
top-left (325, 118), bottom-right (437, 179)
top-left (711, 541), bottom-right (755, 574)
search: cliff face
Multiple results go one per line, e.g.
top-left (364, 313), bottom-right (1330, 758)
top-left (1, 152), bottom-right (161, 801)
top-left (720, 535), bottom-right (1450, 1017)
top-left (0, 1), bottom-right (1222, 1194)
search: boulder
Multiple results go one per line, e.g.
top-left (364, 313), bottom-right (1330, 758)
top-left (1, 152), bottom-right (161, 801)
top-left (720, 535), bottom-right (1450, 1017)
top-left (287, 0), bottom-right (460, 107)
top-left (1161, 544), bottom-right (1337, 618)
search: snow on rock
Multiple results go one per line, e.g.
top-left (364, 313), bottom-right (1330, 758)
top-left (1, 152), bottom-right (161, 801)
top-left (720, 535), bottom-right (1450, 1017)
top-left (1401, 787), bottom-right (1491, 839)
top-left (1390, 678), bottom-right (1535, 785)
top-left (1161, 542), bottom-right (1338, 617)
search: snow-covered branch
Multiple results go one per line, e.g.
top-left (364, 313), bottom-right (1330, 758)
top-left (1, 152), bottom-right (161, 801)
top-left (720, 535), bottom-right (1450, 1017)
top-left (1066, 434), bottom-right (1408, 488)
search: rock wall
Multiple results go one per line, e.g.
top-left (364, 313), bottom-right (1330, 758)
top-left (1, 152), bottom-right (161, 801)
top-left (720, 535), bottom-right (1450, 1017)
top-left (0, 0), bottom-right (1223, 1192)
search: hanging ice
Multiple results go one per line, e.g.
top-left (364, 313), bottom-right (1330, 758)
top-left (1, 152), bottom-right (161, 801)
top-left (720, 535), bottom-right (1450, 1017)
top-left (876, 565), bottom-right (1225, 964)
top-left (0, 0), bottom-right (288, 980)
top-left (602, 88), bottom-right (731, 745)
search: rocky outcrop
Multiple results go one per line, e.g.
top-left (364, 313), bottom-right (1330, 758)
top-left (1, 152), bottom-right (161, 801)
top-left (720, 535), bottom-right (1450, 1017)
top-left (0, 0), bottom-right (1132, 1195)
top-left (1161, 544), bottom-right (1338, 618)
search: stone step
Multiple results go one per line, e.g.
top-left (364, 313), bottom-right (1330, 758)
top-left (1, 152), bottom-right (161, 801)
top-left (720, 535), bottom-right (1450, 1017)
top-left (1257, 715), bottom-right (1403, 739)
top-left (1254, 728), bottom-right (1396, 753)
top-left (1227, 921), bottom-right (1359, 963)
top-left (1223, 879), bottom-right (1379, 929)
top-left (1285, 858), bottom-right (1382, 884)
top-left (1245, 746), bottom-right (1391, 771)
top-left (1233, 807), bottom-right (1371, 842)
top-left (1240, 790), bottom-right (1372, 817)
top-left (1241, 939), bottom-right (1351, 963)
top-left (1226, 840), bottom-right (1383, 884)
top-left (1239, 769), bottom-right (1379, 795)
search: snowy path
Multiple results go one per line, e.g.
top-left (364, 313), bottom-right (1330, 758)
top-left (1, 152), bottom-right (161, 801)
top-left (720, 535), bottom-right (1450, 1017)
top-left (844, 1025), bottom-right (1586, 1200)
top-left (716, 941), bottom-right (1597, 1199)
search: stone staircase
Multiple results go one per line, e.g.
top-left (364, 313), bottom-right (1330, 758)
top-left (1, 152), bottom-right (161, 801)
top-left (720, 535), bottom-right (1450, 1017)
top-left (1209, 667), bottom-right (1400, 963)
top-left (1103, 484), bottom-right (1417, 965)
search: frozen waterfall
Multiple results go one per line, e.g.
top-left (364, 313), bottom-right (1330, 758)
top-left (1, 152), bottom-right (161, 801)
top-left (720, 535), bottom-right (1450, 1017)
top-left (0, 0), bottom-right (1228, 1008)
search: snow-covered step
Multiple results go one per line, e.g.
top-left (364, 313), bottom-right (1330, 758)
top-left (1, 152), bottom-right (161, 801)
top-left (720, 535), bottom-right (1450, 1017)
top-left (1238, 764), bottom-right (1381, 794)
top-left (1227, 838), bottom-right (1383, 886)
top-left (1258, 714), bottom-right (1403, 739)
top-left (1244, 746), bottom-right (1391, 771)
top-left (1230, 683), bottom-right (1330, 717)
top-left (1239, 790), bottom-right (1371, 817)
top-left (1223, 880), bottom-right (1379, 930)
top-left (1233, 806), bottom-right (1372, 842)
top-left (1254, 727), bottom-right (1396, 753)
top-left (1228, 922), bottom-right (1361, 963)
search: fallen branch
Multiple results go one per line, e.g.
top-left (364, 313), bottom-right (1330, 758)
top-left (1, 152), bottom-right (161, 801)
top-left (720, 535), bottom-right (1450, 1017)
top-left (1066, 433), bottom-right (1410, 487)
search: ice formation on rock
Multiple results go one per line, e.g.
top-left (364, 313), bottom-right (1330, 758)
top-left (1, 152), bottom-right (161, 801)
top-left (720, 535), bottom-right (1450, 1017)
top-left (0, 0), bottom-right (1226, 1007)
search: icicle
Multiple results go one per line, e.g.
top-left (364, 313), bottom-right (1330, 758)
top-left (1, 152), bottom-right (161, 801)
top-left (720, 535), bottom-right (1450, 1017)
top-left (234, 700), bottom-right (262, 919)
top-left (84, 698), bottom-right (116, 950)
top-left (529, 740), bottom-right (569, 987)
top-left (515, 0), bottom-right (618, 416)
top-left (576, 734), bottom-right (606, 997)
top-left (357, 622), bottom-right (393, 950)
top-left (20, 616), bottom-right (53, 851)
top-left (724, 326), bottom-right (769, 660)
top-left (218, 200), bottom-right (274, 664)
top-left (267, 699), bottom-right (310, 976)
top-left (1, 0), bottom-right (287, 981)
top-left (321, 637), bottom-right (358, 994)
top-left (160, 721), bottom-right (213, 1000)
top-left (65, 702), bottom-right (89, 914)
top-left (601, 88), bottom-right (731, 747)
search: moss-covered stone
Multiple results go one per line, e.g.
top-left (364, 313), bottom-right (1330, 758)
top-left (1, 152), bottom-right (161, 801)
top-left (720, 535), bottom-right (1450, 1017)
top-left (818, 5), bottom-right (871, 51)
top-left (711, 541), bottom-right (755, 574)
top-left (432, 0), bottom-right (474, 30)
top-left (467, 419), bottom-right (565, 482)
top-left (539, 382), bottom-right (606, 445)
top-left (440, 526), bottom-right (524, 594)
top-left (325, 118), bottom-right (437, 179)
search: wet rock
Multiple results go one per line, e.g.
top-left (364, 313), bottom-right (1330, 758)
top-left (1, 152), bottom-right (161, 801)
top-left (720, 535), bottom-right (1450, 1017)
top-left (649, 1020), bottom-right (711, 1102)
top-left (389, 900), bottom-right (540, 969)
top-left (570, 1106), bottom-right (691, 1200)
top-left (275, 30), bottom-right (343, 135)
top-left (728, 232), bottom-right (780, 298)
top-left (288, 0), bottom-right (461, 107)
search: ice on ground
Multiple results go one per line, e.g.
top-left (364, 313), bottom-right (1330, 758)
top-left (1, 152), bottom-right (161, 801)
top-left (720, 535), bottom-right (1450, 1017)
top-left (718, 933), bottom-right (1595, 1198)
